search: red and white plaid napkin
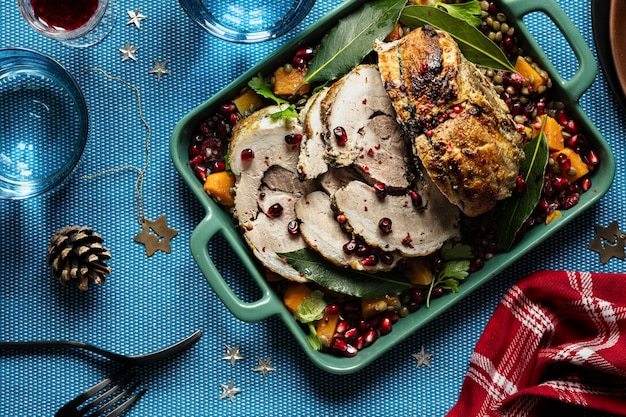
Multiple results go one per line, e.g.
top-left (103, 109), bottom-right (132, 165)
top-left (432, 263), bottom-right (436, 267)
top-left (446, 270), bottom-right (626, 417)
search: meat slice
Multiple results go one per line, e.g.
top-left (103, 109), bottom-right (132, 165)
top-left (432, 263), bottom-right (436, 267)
top-left (332, 179), bottom-right (460, 257)
top-left (295, 191), bottom-right (399, 271)
top-left (297, 88), bottom-right (330, 180)
top-left (319, 64), bottom-right (410, 189)
top-left (243, 186), bottom-right (309, 283)
top-left (375, 27), bottom-right (525, 217)
top-left (228, 105), bottom-right (303, 223)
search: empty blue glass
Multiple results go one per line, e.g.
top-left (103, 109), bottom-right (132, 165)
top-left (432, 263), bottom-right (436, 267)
top-left (0, 48), bottom-right (87, 199)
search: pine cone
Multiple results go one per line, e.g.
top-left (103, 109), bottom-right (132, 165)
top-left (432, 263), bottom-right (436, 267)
top-left (47, 226), bottom-right (112, 291)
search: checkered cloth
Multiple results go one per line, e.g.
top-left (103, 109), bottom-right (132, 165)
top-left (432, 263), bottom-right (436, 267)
top-left (447, 270), bottom-right (626, 417)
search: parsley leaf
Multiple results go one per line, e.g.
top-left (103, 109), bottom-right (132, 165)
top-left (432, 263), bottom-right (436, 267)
top-left (426, 242), bottom-right (472, 307)
top-left (434, 0), bottom-right (482, 27)
top-left (248, 73), bottom-right (298, 119)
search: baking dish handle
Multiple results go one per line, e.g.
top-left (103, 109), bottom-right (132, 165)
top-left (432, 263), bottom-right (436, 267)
top-left (190, 211), bottom-right (283, 322)
top-left (499, 0), bottom-right (597, 101)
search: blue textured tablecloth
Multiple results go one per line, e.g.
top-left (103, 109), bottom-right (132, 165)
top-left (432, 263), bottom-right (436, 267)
top-left (1, 1), bottom-right (624, 416)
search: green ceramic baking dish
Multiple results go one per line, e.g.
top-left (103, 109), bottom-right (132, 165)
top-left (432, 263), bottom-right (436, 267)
top-left (171, 0), bottom-right (616, 374)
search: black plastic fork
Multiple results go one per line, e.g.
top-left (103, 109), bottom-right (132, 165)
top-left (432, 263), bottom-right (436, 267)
top-left (55, 370), bottom-right (146, 417)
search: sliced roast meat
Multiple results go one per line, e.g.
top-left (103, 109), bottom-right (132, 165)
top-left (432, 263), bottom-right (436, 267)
top-left (295, 191), bottom-right (399, 271)
top-left (262, 165), bottom-right (318, 195)
top-left (375, 27), bottom-right (525, 217)
top-left (243, 186), bottom-right (309, 283)
top-left (228, 105), bottom-right (303, 223)
top-left (319, 64), bottom-right (410, 189)
top-left (332, 179), bottom-right (460, 257)
top-left (297, 88), bottom-right (330, 180)
top-left (318, 167), bottom-right (364, 195)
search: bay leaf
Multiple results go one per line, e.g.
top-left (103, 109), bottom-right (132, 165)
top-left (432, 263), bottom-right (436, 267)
top-left (303, 0), bottom-right (406, 84)
top-left (278, 248), bottom-right (411, 298)
top-left (496, 131), bottom-right (549, 250)
top-left (400, 6), bottom-right (515, 72)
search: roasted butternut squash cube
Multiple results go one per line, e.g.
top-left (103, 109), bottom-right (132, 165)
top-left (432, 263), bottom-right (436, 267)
top-left (283, 282), bottom-right (313, 314)
top-left (273, 67), bottom-right (310, 97)
top-left (551, 147), bottom-right (589, 183)
top-left (534, 116), bottom-right (564, 151)
top-left (233, 89), bottom-right (265, 115)
top-left (203, 171), bottom-right (235, 206)
top-left (316, 310), bottom-right (340, 348)
top-left (515, 56), bottom-right (546, 91)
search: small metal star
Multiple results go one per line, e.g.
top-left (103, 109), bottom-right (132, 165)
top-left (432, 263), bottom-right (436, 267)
top-left (133, 214), bottom-right (178, 256)
top-left (253, 356), bottom-right (276, 378)
top-left (588, 221), bottom-right (626, 264)
top-left (222, 345), bottom-right (244, 366)
top-left (126, 7), bottom-right (147, 29)
top-left (148, 59), bottom-right (171, 81)
top-left (219, 380), bottom-right (242, 402)
top-left (118, 41), bottom-right (138, 62)
top-left (411, 345), bottom-right (433, 369)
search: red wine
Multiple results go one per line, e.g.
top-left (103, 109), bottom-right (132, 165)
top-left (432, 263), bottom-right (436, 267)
top-left (31, 0), bottom-right (99, 31)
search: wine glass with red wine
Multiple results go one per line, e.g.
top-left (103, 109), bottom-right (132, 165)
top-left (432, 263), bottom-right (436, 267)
top-left (18, 0), bottom-right (117, 47)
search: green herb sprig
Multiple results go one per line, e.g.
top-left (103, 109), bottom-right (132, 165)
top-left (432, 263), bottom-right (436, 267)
top-left (426, 241), bottom-right (473, 307)
top-left (248, 73), bottom-right (299, 119)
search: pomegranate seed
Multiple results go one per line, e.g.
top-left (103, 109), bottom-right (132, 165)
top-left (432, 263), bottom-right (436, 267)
top-left (355, 243), bottom-right (370, 257)
top-left (384, 311), bottom-right (400, 324)
top-left (408, 288), bottom-right (424, 303)
top-left (218, 103), bottom-right (236, 116)
top-left (325, 303), bottom-right (341, 316)
top-left (407, 190), bottom-right (423, 207)
top-left (285, 133), bottom-right (302, 145)
top-left (336, 319), bottom-right (350, 334)
top-left (343, 300), bottom-right (360, 313)
top-left (378, 217), bottom-right (393, 234)
top-left (333, 126), bottom-right (348, 146)
top-left (267, 203), bottom-right (283, 218)
top-left (193, 165), bottom-right (208, 182)
top-left (287, 220), bottom-right (300, 235)
top-left (229, 113), bottom-right (239, 126)
top-left (296, 46), bottom-right (315, 59)
top-left (430, 286), bottom-right (445, 299)
top-left (241, 148), bottom-right (254, 163)
top-left (362, 328), bottom-right (378, 347)
top-left (555, 153), bottom-right (571, 171)
top-left (361, 254), bottom-right (379, 266)
top-left (373, 182), bottom-right (387, 199)
top-left (367, 315), bottom-right (381, 329)
top-left (343, 238), bottom-right (357, 255)
top-left (292, 56), bottom-right (306, 68)
top-left (580, 177), bottom-right (592, 191)
top-left (378, 251), bottom-right (394, 265)
top-left (584, 150), bottom-right (600, 169)
top-left (344, 327), bottom-right (358, 342)
top-left (560, 193), bottom-right (579, 209)
top-left (356, 319), bottom-right (370, 333)
top-left (515, 175), bottom-right (527, 193)
top-left (378, 317), bottom-right (392, 335)
top-left (553, 176), bottom-right (569, 190)
top-left (189, 155), bottom-right (204, 166)
top-left (211, 160), bottom-right (226, 172)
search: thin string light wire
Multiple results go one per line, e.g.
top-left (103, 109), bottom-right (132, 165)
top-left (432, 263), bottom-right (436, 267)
top-left (81, 67), bottom-right (151, 225)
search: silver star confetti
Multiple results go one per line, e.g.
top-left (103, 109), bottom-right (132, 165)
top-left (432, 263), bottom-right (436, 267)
top-left (222, 344), bottom-right (244, 366)
top-left (219, 380), bottom-right (242, 402)
top-left (118, 41), bottom-right (138, 62)
top-left (126, 7), bottom-right (147, 29)
top-left (148, 59), bottom-right (171, 81)
top-left (253, 356), bottom-right (276, 378)
top-left (411, 345), bottom-right (433, 369)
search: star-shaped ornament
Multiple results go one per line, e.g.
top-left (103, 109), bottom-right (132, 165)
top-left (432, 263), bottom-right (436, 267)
top-left (148, 59), bottom-right (171, 81)
top-left (222, 344), bottom-right (244, 366)
top-left (253, 356), bottom-right (276, 378)
top-left (219, 380), bottom-right (242, 402)
top-left (119, 41), bottom-right (138, 62)
top-left (133, 214), bottom-right (178, 256)
top-left (412, 345), bottom-right (433, 369)
top-left (126, 7), bottom-right (147, 29)
top-left (588, 221), bottom-right (626, 264)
